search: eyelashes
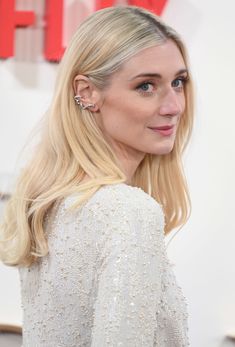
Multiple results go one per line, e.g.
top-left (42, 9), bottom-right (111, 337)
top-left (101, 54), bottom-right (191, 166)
top-left (172, 76), bottom-right (189, 89)
top-left (136, 76), bottom-right (189, 95)
top-left (137, 82), bottom-right (155, 94)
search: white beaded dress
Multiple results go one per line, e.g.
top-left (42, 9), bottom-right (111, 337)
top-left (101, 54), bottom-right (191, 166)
top-left (18, 183), bottom-right (190, 347)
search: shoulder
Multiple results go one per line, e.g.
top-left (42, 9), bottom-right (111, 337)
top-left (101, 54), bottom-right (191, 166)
top-left (80, 182), bottom-right (161, 209)
top-left (90, 183), bottom-right (160, 205)
top-left (69, 183), bottom-right (165, 230)
top-left (61, 183), bottom-right (163, 220)
top-left (52, 184), bottom-right (166, 255)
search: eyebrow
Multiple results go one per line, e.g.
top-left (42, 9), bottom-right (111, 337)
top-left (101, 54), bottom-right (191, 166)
top-left (129, 69), bottom-right (188, 80)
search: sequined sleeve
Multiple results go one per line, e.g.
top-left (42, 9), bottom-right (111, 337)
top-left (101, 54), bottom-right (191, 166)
top-left (89, 187), bottom-right (165, 346)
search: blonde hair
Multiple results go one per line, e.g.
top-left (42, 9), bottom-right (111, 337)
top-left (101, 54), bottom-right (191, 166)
top-left (0, 6), bottom-right (194, 266)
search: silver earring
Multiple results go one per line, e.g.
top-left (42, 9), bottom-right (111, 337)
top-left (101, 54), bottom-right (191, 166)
top-left (74, 95), bottom-right (95, 110)
top-left (74, 95), bottom-right (81, 105)
top-left (82, 103), bottom-right (95, 110)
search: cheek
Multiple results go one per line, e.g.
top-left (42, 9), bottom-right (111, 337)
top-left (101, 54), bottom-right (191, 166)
top-left (174, 95), bottom-right (186, 123)
top-left (102, 95), bottom-right (148, 130)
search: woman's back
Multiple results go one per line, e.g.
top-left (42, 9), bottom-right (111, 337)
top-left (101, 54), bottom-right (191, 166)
top-left (19, 183), bottom-right (189, 347)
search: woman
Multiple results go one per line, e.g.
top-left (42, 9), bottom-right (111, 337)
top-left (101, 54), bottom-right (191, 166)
top-left (0, 5), bottom-right (193, 347)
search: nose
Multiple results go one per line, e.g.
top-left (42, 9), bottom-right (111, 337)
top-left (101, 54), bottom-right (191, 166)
top-left (158, 89), bottom-right (184, 117)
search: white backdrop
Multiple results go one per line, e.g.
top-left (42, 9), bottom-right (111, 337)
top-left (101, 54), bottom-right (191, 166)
top-left (0, 1), bottom-right (235, 346)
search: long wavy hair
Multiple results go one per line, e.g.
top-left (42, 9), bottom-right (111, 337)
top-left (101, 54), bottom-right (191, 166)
top-left (0, 6), bottom-right (194, 266)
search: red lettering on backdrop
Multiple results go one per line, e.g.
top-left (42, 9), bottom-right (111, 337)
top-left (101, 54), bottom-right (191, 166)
top-left (0, 0), bottom-right (168, 61)
top-left (44, 0), bottom-right (65, 61)
top-left (95, 0), bottom-right (115, 9)
top-left (0, 0), bottom-right (35, 58)
top-left (129, 0), bottom-right (168, 15)
top-left (95, 0), bottom-right (168, 15)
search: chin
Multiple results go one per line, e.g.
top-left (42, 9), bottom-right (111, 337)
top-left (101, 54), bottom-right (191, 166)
top-left (158, 148), bottom-right (174, 155)
top-left (146, 148), bottom-right (174, 156)
top-left (150, 143), bottom-right (175, 155)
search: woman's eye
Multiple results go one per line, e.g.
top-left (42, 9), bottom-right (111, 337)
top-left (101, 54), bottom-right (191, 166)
top-left (137, 82), bottom-right (154, 94)
top-left (172, 77), bottom-right (187, 90)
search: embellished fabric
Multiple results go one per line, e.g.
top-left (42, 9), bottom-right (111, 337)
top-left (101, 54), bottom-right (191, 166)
top-left (19, 183), bottom-right (189, 346)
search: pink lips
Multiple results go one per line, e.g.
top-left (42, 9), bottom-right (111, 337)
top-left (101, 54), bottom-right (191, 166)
top-left (149, 125), bottom-right (175, 136)
top-left (149, 125), bottom-right (174, 130)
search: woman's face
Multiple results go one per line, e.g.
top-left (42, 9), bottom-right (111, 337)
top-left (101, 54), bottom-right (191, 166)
top-left (97, 40), bottom-right (188, 162)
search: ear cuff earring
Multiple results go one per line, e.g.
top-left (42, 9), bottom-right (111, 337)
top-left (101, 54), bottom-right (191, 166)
top-left (74, 96), bottom-right (95, 110)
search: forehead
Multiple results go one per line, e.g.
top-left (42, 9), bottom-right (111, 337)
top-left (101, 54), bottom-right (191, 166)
top-left (118, 40), bottom-right (186, 79)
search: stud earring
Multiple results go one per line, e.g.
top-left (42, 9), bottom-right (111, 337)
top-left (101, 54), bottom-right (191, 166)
top-left (74, 95), bottom-right (95, 110)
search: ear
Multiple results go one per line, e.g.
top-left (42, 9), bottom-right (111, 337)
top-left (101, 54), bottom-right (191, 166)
top-left (73, 74), bottom-right (100, 112)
